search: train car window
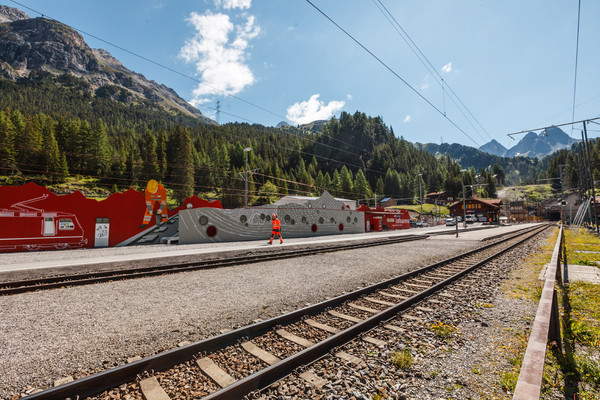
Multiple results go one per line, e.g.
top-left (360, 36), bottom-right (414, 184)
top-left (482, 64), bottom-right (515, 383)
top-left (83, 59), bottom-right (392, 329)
top-left (59, 219), bottom-right (75, 230)
top-left (43, 217), bottom-right (55, 236)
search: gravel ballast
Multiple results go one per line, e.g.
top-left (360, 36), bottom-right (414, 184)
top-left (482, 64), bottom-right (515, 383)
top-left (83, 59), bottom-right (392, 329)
top-left (0, 235), bottom-right (486, 398)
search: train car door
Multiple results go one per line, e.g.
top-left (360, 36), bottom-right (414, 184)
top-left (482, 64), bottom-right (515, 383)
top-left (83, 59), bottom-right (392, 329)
top-left (43, 217), bottom-right (55, 236)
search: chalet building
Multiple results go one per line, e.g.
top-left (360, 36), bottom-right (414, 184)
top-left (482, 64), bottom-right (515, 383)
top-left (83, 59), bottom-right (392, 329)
top-left (379, 197), bottom-right (397, 207)
top-left (448, 197), bottom-right (502, 222)
top-left (425, 191), bottom-right (453, 205)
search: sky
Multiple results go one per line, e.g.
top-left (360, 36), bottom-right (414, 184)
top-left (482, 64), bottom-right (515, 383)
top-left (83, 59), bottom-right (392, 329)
top-left (2, 0), bottom-right (600, 149)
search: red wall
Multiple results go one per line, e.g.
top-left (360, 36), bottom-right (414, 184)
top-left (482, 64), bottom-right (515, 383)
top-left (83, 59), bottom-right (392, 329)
top-left (358, 205), bottom-right (410, 231)
top-left (0, 183), bottom-right (221, 252)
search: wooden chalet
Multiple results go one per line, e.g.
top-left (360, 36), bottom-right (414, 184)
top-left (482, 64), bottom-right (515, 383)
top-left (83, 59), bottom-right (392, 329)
top-left (448, 197), bottom-right (502, 223)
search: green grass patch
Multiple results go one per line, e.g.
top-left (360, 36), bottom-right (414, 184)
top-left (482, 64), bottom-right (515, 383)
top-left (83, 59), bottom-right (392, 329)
top-left (390, 349), bottom-right (413, 369)
top-left (392, 203), bottom-right (449, 216)
top-left (428, 321), bottom-right (458, 340)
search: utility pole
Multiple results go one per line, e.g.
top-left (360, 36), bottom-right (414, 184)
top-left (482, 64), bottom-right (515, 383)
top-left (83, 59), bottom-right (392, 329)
top-left (461, 169), bottom-right (467, 228)
top-left (558, 164), bottom-right (567, 225)
top-left (583, 121), bottom-right (599, 233)
top-left (417, 174), bottom-right (423, 219)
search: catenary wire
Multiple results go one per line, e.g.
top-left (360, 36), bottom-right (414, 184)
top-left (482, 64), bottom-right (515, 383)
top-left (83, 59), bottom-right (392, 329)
top-left (570, 0), bottom-right (582, 138)
top-left (305, 0), bottom-right (481, 148)
top-left (373, 0), bottom-right (494, 146)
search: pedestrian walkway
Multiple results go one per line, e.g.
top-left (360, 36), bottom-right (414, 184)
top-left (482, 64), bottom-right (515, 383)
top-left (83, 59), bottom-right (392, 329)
top-left (538, 263), bottom-right (600, 284)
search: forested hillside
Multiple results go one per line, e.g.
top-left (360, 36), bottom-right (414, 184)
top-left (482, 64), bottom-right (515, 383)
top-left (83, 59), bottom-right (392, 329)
top-left (414, 142), bottom-right (544, 185)
top-left (0, 77), bottom-right (501, 208)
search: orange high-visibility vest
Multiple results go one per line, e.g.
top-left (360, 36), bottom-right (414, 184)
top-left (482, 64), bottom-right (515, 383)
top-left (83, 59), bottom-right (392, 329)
top-left (272, 218), bottom-right (281, 232)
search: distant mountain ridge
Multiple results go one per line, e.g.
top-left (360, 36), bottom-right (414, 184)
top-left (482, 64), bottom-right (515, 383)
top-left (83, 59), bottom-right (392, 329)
top-left (479, 126), bottom-right (577, 158)
top-left (0, 6), bottom-right (215, 124)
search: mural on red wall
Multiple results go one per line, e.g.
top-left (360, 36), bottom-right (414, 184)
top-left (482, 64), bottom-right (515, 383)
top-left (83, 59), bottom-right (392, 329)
top-left (0, 182), bottom-right (222, 253)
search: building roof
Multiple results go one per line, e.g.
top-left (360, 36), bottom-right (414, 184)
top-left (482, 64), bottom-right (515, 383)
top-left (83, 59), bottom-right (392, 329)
top-left (426, 191), bottom-right (448, 197)
top-left (448, 197), bottom-right (501, 209)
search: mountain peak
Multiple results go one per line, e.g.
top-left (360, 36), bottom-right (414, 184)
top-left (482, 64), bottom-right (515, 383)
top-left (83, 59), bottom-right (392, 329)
top-left (0, 6), bottom-right (215, 124)
top-left (479, 139), bottom-right (507, 157)
top-left (0, 6), bottom-right (29, 23)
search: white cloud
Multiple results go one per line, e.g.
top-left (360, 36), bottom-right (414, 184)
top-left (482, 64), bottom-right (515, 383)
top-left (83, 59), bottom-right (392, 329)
top-left (441, 62), bottom-right (452, 73)
top-left (180, 11), bottom-right (260, 103)
top-left (286, 94), bottom-right (345, 125)
top-left (346, 94), bottom-right (353, 100)
top-left (215, 0), bottom-right (251, 10)
top-left (403, 115), bottom-right (411, 123)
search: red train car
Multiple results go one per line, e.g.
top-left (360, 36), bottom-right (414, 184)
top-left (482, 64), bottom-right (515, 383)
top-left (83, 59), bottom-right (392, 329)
top-left (0, 195), bottom-right (87, 251)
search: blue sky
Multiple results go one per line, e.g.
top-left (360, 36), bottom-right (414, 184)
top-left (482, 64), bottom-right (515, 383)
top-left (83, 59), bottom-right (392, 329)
top-left (2, 0), bottom-right (600, 149)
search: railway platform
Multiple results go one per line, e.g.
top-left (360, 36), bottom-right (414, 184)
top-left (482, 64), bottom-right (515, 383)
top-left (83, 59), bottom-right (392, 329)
top-left (0, 223), bottom-right (538, 280)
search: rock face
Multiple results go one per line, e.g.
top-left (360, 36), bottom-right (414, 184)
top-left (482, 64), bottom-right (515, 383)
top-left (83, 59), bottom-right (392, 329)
top-left (478, 139), bottom-right (507, 157)
top-left (0, 6), bottom-right (215, 124)
top-left (479, 127), bottom-right (578, 158)
top-left (0, 5), bottom-right (28, 23)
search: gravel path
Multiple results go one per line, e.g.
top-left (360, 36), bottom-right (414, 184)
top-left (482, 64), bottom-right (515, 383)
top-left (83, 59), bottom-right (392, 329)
top-left (1, 237), bottom-right (482, 398)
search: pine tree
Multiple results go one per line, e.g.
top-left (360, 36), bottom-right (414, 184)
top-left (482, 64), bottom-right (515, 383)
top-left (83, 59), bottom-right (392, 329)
top-left (141, 131), bottom-right (160, 182)
top-left (167, 126), bottom-right (194, 204)
top-left (0, 110), bottom-right (16, 172)
top-left (354, 169), bottom-right (372, 199)
top-left (39, 115), bottom-right (68, 180)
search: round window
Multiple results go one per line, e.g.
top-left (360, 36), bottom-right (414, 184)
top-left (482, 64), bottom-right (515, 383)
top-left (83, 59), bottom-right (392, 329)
top-left (206, 225), bottom-right (217, 237)
top-left (330, 217), bottom-right (335, 223)
top-left (199, 215), bottom-right (208, 225)
top-left (240, 215), bottom-right (247, 223)
top-left (302, 216), bottom-right (307, 224)
top-left (346, 216), bottom-right (351, 223)
top-left (318, 217), bottom-right (324, 224)
top-left (290, 219), bottom-right (295, 225)
top-left (284, 215), bottom-right (291, 223)
top-left (266, 215), bottom-right (271, 221)
top-left (260, 214), bottom-right (265, 220)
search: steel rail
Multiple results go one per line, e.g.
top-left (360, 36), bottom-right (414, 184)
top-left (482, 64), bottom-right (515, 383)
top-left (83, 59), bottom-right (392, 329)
top-left (202, 224), bottom-right (550, 399)
top-left (22, 224), bottom-right (549, 400)
top-left (0, 234), bottom-right (426, 295)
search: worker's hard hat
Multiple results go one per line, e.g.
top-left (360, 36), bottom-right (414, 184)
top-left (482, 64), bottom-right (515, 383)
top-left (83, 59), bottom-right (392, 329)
top-left (272, 213), bottom-right (277, 219)
top-left (147, 179), bottom-right (159, 193)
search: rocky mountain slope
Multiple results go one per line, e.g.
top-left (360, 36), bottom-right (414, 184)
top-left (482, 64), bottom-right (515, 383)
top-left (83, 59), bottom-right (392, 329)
top-left (479, 126), bottom-right (577, 158)
top-left (0, 5), bottom-right (215, 124)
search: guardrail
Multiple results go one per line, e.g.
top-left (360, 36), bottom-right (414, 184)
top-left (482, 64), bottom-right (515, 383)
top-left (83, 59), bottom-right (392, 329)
top-left (513, 226), bottom-right (563, 399)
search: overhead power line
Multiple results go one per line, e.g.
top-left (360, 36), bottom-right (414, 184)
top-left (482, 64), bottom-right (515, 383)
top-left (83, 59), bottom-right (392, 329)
top-left (305, 0), bottom-right (481, 148)
top-left (506, 116), bottom-right (600, 138)
top-left (372, 1), bottom-right (492, 142)
top-left (570, 0), bottom-right (582, 138)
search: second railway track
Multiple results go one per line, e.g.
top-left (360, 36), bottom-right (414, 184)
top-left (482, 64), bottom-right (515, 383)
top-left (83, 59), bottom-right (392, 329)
top-left (21, 223), bottom-right (550, 400)
top-left (0, 233), bottom-right (428, 296)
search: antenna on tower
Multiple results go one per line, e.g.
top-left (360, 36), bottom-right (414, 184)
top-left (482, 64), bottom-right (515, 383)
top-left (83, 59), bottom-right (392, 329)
top-left (216, 100), bottom-right (221, 124)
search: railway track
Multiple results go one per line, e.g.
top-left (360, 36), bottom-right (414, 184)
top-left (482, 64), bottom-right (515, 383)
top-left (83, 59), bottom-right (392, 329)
top-left (22, 223), bottom-right (549, 400)
top-left (0, 234), bottom-right (428, 296)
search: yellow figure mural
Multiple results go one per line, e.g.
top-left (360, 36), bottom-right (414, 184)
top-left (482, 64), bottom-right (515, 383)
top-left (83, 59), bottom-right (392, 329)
top-left (140, 179), bottom-right (168, 229)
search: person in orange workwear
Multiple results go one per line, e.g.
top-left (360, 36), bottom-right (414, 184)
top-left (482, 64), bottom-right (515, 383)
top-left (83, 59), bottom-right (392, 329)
top-left (139, 179), bottom-right (168, 229)
top-left (268, 213), bottom-right (283, 244)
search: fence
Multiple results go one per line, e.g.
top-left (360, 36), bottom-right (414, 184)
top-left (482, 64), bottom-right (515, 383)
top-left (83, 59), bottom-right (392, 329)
top-left (512, 226), bottom-right (563, 399)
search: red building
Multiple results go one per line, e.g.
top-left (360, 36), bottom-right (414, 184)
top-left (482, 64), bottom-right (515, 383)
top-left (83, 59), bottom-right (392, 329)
top-left (358, 205), bottom-right (410, 231)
